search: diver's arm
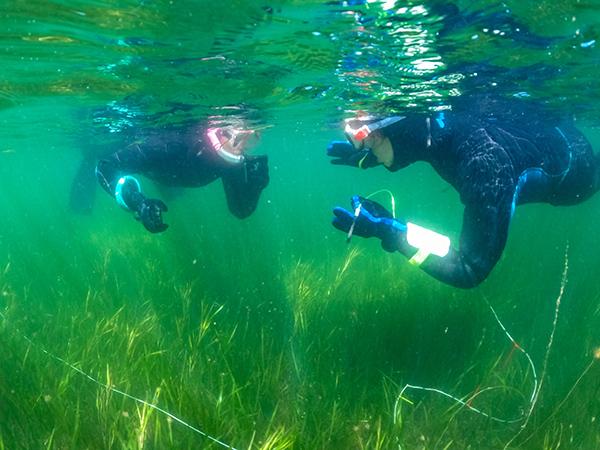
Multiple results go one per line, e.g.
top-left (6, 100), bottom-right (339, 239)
top-left (96, 145), bottom-right (169, 233)
top-left (394, 140), bottom-right (516, 288)
top-left (96, 145), bottom-right (149, 198)
top-left (409, 201), bottom-right (512, 288)
top-left (333, 176), bottom-right (514, 288)
top-left (402, 125), bottom-right (517, 287)
top-left (222, 155), bottom-right (270, 219)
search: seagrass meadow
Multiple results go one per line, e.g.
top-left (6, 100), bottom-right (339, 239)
top-left (1, 1), bottom-right (600, 449)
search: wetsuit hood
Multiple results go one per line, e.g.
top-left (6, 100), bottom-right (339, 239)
top-left (380, 116), bottom-right (427, 171)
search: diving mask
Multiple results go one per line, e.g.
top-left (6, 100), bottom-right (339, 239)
top-left (344, 116), bottom-right (405, 151)
top-left (206, 127), bottom-right (259, 164)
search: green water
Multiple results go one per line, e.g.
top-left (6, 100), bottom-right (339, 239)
top-left (1, 1), bottom-right (600, 448)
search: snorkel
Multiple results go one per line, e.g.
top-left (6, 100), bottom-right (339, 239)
top-left (206, 127), bottom-right (258, 164)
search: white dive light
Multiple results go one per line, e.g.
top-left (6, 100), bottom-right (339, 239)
top-left (406, 222), bottom-right (450, 266)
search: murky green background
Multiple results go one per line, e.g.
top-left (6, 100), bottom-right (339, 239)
top-left (1, 1), bottom-right (599, 448)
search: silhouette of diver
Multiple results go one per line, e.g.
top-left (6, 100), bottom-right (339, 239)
top-left (93, 121), bottom-right (269, 233)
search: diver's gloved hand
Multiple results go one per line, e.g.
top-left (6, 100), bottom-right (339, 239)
top-left (136, 198), bottom-right (169, 233)
top-left (115, 176), bottom-right (169, 233)
top-left (332, 195), bottom-right (405, 251)
top-left (327, 141), bottom-right (377, 168)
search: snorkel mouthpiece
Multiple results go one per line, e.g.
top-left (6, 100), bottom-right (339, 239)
top-left (206, 127), bottom-right (248, 164)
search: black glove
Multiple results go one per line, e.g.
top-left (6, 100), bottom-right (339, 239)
top-left (136, 198), bottom-right (169, 233)
top-left (326, 141), bottom-right (378, 168)
top-left (115, 176), bottom-right (169, 233)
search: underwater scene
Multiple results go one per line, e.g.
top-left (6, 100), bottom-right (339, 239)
top-left (1, 0), bottom-right (600, 448)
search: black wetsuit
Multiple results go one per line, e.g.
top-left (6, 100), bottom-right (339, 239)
top-left (364, 105), bottom-right (598, 288)
top-left (96, 123), bottom-right (269, 220)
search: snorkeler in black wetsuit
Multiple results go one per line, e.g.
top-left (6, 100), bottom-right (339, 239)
top-left (96, 122), bottom-right (269, 233)
top-left (328, 100), bottom-right (599, 288)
